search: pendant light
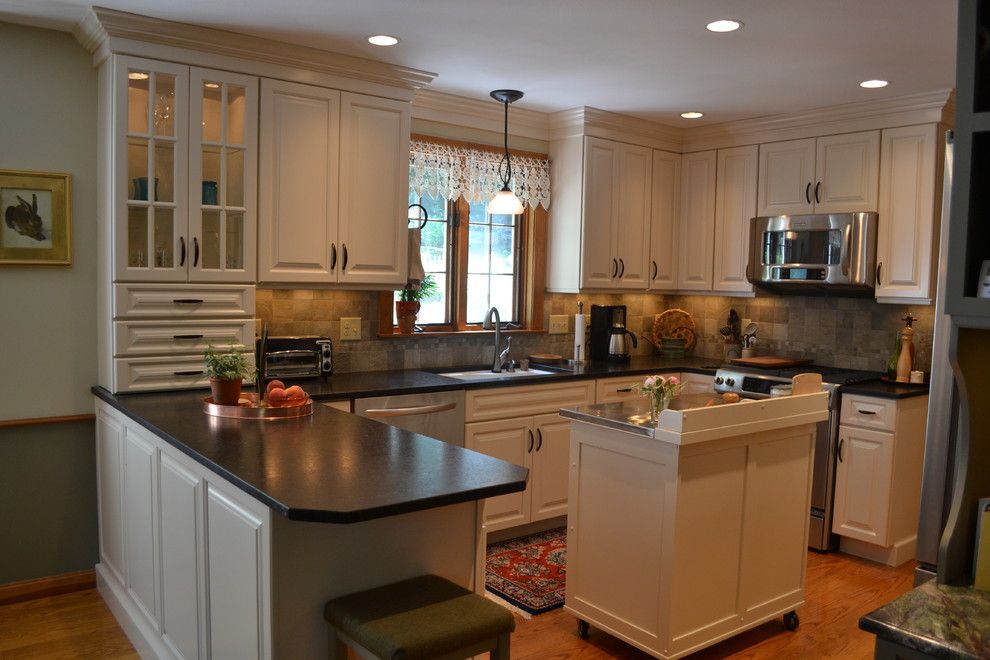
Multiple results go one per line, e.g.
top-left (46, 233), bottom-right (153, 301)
top-left (488, 89), bottom-right (525, 215)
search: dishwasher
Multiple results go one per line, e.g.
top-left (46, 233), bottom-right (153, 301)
top-left (353, 390), bottom-right (465, 446)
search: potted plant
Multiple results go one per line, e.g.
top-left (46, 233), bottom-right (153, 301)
top-left (204, 344), bottom-right (251, 405)
top-left (395, 274), bottom-right (438, 334)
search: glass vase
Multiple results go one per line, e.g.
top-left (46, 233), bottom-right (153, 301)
top-left (649, 393), bottom-right (671, 426)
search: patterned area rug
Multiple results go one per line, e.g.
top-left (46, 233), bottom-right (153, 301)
top-left (485, 527), bottom-right (566, 615)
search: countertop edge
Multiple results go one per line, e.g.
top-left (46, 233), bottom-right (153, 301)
top-left (858, 615), bottom-right (979, 660)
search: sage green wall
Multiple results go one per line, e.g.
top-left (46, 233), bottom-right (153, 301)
top-left (0, 22), bottom-right (99, 583)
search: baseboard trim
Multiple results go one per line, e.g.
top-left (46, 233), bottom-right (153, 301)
top-left (0, 568), bottom-right (96, 606)
top-left (96, 563), bottom-right (172, 659)
top-left (839, 535), bottom-right (917, 567)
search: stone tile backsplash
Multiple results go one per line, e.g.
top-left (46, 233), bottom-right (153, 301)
top-left (255, 288), bottom-right (934, 375)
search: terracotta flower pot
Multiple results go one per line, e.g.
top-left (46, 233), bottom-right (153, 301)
top-left (395, 301), bottom-right (421, 334)
top-left (210, 377), bottom-right (243, 406)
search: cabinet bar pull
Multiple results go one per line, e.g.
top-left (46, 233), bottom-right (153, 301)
top-left (330, 243), bottom-right (337, 271)
top-left (837, 437), bottom-right (844, 462)
top-left (651, 260), bottom-right (658, 281)
top-left (815, 181), bottom-right (822, 204)
top-left (527, 429), bottom-right (534, 453)
top-left (876, 262), bottom-right (883, 286)
top-left (173, 334), bottom-right (204, 340)
top-left (173, 370), bottom-right (204, 376)
top-left (193, 237), bottom-right (200, 268)
top-left (342, 244), bottom-right (348, 271)
top-left (805, 182), bottom-right (812, 204)
top-left (179, 236), bottom-right (186, 266)
top-left (856, 408), bottom-right (877, 415)
top-left (616, 387), bottom-right (634, 393)
top-left (536, 428), bottom-right (543, 451)
top-left (362, 403), bottom-right (457, 418)
top-left (172, 298), bottom-right (204, 304)
top-left (611, 258), bottom-right (618, 278)
top-left (618, 258), bottom-right (625, 278)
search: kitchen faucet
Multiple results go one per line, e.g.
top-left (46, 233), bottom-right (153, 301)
top-left (482, 306), bottom-right (512, 373)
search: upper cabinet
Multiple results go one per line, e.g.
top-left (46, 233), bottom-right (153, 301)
top-left (675, 151), bottom-right (717, 291)
top-left (648, 150), bottom-right (680, 290)
top-left (258, 82), bottom-right (410, 286)
top-left (713, 145), bottom-right (759, 294)
top-left (757, 131), bottom-right (880, 216)
top-left (115, 56), bottom-right (257, 283)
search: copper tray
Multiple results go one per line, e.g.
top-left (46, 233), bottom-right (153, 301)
top-left (203, 393), bottom-right (313, 419)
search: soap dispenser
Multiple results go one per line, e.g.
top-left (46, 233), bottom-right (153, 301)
top-left (895, 314), bottom-right (917, 383)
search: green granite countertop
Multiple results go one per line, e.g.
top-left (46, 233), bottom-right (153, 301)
top-left (859, 580), bottom-right (990, 659)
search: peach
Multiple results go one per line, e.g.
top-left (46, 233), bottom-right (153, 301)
top-left (266, 387), bottom-right (287, 404)
top-left (266, 379), bottom-right (285, 393)
top-left (285, 385), bottom-right (306, 400)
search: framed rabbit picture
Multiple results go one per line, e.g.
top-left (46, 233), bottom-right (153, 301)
top-left (0, 169), bottom-right (71, 266)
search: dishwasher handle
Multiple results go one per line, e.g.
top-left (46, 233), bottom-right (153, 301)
top-left (362, 402), bottom-right (457, 418)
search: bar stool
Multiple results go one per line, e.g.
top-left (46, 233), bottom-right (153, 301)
top-left (324, 574), bottom-right (514, 659)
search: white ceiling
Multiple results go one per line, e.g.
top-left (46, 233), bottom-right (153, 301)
top-left (0, 0), bottom-right (957, 126)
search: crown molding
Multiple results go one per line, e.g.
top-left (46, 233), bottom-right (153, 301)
top-left (549, 107), bottom-right (684, 152)
top-left (681, 89), bottom-right (956, 152)
top-left (73, 7), bottom-right (436, 94)
top-left (411, 90), bottom-right (551, 141)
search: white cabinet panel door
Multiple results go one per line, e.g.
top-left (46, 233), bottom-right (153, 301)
top-left (815, 131), bottom-right (880, 214)
top-left (680, 372), bottom-right (715, 396)
top-left (97, 406), bottom-right (125, 583)
top-left (123, 425), bottom-right (159, 630)
top-left (832, 426), bottom-right (893, 546)
top-left (465, 418), bottom-right (533, 531)
top-left (159, 454), bottom-right (203, 660)
top-left (614, 143), bottom-right (652, 289)
top-left (258, 79), bottom-right (340, 283)
top-left (207, 484), bottom-right (265, 660)
top-left (876, 124), bottom-right (938, 301)
top-left (649, 150), bottom-right (680, 290)
top-left (337, 93), bottom-right (410, 286)
top-left (676, 151), bottom-right (717, 291)
top-left (713, 145), bottom-right (758, 294)
top-left (531, 414), bottom-right (572, 521)
top-left (581, 137), bottom-right (619, 289)
top-left (757, 139), bottom-right (815, 217)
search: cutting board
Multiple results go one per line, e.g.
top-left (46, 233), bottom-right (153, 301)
top-left (730, 356), bottom-right (814, 368)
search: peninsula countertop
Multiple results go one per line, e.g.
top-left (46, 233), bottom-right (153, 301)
top-left (93, 386), bottom-right (528, 524)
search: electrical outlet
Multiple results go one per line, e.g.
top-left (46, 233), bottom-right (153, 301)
top-left (549, 314), bottom-right (569, 334)
top-left (340, 317), bottom-right (362, 341)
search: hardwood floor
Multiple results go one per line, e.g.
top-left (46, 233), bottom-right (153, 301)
top-left (0, 552), bottom-right (912, 659)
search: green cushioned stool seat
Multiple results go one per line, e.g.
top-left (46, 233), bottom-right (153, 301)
top-left (324, 574), bottom-right (515, 660)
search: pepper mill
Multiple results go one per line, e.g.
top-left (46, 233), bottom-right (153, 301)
top-left (895, 314), bottom-right (916, 383)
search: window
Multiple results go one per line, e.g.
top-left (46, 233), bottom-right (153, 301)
top-left (381, 136), bottom-right (551, 334)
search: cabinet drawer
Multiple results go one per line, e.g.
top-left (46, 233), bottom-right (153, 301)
top-left (114, 354), bottom-right (255, 393)
top-left (596, 377), bottom-right (647, 404)
top-left (115, 284), bottom-right (255, 318)
top-left (840, 394), bottom-right (897, 432)
top-left (115, 319), bottom-right (255, 356)
top-left (465, 380), bottom-right (595, 422)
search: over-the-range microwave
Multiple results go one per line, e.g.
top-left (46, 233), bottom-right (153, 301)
top-left (746, 212), bottom-right (878, 295)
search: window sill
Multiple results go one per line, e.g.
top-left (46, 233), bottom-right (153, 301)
top-left (377, 328), bottom-right (547, 339)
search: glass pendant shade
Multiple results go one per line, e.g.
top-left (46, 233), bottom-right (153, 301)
top-left (487, 186), bottom-right (524, 215)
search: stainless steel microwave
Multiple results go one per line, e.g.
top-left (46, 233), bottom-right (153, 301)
top-left (746, 212), bottom-right (878, 295)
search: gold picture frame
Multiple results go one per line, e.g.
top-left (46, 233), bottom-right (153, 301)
top-left (0, 169), bottom-right (71, 266)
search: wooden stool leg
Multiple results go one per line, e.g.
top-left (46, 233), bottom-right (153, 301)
top-left (328, 627), bottom-right (348, 660)
top-left (492, 632), bottom-right (511, 660)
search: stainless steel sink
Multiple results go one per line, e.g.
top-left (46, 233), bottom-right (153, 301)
top-left (439, 368), bottom-right (559, 381)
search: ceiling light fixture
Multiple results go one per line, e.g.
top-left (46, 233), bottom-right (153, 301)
top-left (681, 111), bottom-right (704, 119)
top-left (860, 79), bottom-right (889, 89)
top-left (706, 19), bottom-right (743, 33)
top-left (128, 72), bottom-right (150, 80)
top-left (488, 89), bottom-right (526, 215)
top-left (368, 34), bottom-right (399, 46)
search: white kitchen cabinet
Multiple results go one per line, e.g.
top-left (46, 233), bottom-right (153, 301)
top-left (757, 131), bottom-right (879, 216)
top-left (713, 145), bottom-right (758, 294)
top-left (530, 414), bottom-right (572, 521)
top-left (648, 150), bottom-right (680, 290)
top-left (96, 406), bottom-right (125, 584)
top-left (464, 417), bottom-right (533, 530)
top-left (875, 124), bottom-right (939, 302)
top-left (613, 143), bottom-right (653, 288)
top-left (113, 56), bottom-right (257, 283)
top-left (832, 393), bottom-right (928, 566)
top-left (122, 424), bottom-right (160, 630)
top-left (675, 150), bottom-right (717, 290)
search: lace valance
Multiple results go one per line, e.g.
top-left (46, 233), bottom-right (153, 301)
top-left (410, 139), bottom-right (551, 210)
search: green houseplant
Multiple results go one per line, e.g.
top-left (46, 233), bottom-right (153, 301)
top-left (395, 274), bottom-right (438, 334)
top-left (204, 344), bottom-right (251, 405)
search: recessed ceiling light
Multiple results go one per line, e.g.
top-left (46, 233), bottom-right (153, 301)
top-left (368, 34), bottom-right (399, 46)
top-left (706, 19), bottom-right (743, 33)
top-left (681, 111), bottom-right (704, 119)
top-left (128, 72), bottom-right (149, 80)
top-left (860, 79), bottom-right (889, 89)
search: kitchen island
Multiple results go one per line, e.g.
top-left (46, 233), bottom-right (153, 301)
top-left (92, 387), bottom-right (527, 660)
top-left (560, 391), bottom-right (829, 660)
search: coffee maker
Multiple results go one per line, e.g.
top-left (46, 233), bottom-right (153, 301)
top-left (589, 304), bottom-right (638, 362)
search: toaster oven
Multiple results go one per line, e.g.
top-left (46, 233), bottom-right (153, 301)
top-left (259, 336), bottom-right (333, 380)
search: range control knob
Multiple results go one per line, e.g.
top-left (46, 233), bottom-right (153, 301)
top-left (726, 378), bottom-right (735, 387)
top-left (714, 377), bottom-right (724, 385)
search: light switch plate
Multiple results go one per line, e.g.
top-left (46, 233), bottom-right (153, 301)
top-left (549, 314), bottom-right (569, 334)
top-left (340, 317), bottom-right (361, 341)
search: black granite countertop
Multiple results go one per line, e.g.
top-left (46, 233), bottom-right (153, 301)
top-left (859, 580), bottom-right (990, 659)
top-left (93, 386), bottom-right (528, 524)
top-left (840, 379), bottom-right (930, 400)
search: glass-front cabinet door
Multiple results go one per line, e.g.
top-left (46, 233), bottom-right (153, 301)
top-left (115, 56), bottom-right (189, 281)
top-left (188, 68), bottom-right (258, 283)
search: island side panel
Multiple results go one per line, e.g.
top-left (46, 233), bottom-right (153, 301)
top-left (271, 501), bottom-right (481, 660)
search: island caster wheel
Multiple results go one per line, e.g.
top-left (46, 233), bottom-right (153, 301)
top-left (784, 611), bottom-right (800, 631)
top-left (577, 619), bottom-right (590, 639)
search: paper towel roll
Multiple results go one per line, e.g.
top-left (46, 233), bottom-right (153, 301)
top-left (574, 313), bottom-right (586, 362)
